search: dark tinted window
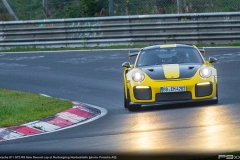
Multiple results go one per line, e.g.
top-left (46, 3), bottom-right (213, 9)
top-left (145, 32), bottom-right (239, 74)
top-left (136, 47), bottom-right (204, 67)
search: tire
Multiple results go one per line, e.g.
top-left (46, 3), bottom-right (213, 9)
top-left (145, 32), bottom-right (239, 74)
top-left (212, 84), bottom-right (218, 104)
top-left (124, 87), bottom-right (129, 108)
top-left (124, 86), bottom-right (141, 111)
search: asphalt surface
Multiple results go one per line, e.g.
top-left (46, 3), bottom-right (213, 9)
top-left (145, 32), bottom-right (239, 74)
top-left (0, 48), bottom-right (240, 159)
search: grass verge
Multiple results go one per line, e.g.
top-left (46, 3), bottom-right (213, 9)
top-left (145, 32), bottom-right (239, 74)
top-left (0, 88), bottom-right (73, 128)
top-left (1, 43), bottom-right (240, 52)
top-left (0, 45), bottom-right (145, 52)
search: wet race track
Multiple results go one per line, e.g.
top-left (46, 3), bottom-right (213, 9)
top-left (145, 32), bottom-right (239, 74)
top-left (0, 48), bottom-right (240, 159)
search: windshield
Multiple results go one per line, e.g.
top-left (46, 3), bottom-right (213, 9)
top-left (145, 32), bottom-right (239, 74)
top-left (136, 47), bottom-right (204, 67)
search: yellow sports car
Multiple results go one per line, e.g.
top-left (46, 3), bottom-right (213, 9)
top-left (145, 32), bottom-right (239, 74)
top-left (122, 44), bottom-right (218, 111)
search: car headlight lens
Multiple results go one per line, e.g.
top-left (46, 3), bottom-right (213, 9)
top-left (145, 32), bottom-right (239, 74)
top-left (132, 71), bottom-right (145, 82)
top-left (199, 67), bottom-right (212, 78)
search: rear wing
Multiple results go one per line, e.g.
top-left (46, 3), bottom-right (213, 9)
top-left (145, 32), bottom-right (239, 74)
top-left (198, 47), bottom-right (205, 55)
top-left (128, 47), bottom-right (205, 58)
top-left (128, 51), bottom-right (140, 59)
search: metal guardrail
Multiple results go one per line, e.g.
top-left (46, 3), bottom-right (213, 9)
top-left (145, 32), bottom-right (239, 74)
top-left (1, 12), bottom-right (240, 49)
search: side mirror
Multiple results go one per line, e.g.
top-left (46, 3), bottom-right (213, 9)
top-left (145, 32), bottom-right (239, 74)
top-left (209, 57), bottom-right (217, 64)
top-left (122, 62), bottom-right (131, 69)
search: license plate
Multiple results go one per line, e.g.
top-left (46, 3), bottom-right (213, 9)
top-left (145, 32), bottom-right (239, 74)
top-left (160, 86), bottom-right (186, 93)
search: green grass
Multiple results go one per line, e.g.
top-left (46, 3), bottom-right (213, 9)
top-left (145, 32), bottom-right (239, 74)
top-left (196, 43), bottom-right (240, 47)
top-left (0, 88), bottom-right (73, 128)
top-left (1, 43), bottom-right (240, 53)
top-left (0, 45), bottom-right (144, 52)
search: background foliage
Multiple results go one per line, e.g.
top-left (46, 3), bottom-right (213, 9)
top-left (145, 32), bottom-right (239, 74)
top-left (0, 0), bottom-right (240, 21)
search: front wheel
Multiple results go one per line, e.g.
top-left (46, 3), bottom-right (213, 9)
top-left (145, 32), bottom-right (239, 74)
top-left (124, 87), bottom-right (141, 111)
top-left (212, 84), bottom-right (218, 104)
top-left (124, 88), bottom-right (129, 108)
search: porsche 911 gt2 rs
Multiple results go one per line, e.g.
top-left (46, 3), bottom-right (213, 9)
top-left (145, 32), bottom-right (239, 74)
top-left (122, 44), bottom-right (218, 111)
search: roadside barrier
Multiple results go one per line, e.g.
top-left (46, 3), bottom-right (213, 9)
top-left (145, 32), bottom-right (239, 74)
top-left (1, 12), bottom-right (240, 49)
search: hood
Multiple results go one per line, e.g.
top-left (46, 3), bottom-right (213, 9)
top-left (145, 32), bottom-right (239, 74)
top-left (140, 64), bottom-right (201, 80)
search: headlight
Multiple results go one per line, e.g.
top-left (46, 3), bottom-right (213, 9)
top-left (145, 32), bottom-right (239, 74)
top-left (132, 71), bottom-right (145, 82)
top-left (199, 67), bottom-right (212, 78)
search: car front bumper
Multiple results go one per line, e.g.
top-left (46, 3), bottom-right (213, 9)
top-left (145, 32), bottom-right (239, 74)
top-left (129, 97), bottom-right (217, 106)
top-left (127, 76), bottom-right (217, 103)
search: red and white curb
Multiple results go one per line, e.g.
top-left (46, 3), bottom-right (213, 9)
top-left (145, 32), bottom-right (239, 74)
top-left (0, 100), bottom-right (107, 142)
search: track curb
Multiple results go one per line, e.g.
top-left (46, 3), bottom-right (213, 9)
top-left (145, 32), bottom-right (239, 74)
top-left (0, 100), bottom-right (107, 142)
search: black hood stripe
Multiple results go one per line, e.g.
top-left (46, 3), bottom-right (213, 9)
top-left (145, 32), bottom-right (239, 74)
top-left (141, 64), bottom-right (201, 80)
top-left (179, 64), bottom-right (200, 78)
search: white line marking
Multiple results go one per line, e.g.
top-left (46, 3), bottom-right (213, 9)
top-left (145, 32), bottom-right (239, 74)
top-left (40, 94), bottom-right (51, 97)
top-left (2, 132), bottom-right (23, 140)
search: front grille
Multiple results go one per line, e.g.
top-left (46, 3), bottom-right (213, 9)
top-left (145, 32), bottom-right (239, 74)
top-left (133, 87), bottom-right (152, 100)
top-left (156, 92), bottom-right (192, 102)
